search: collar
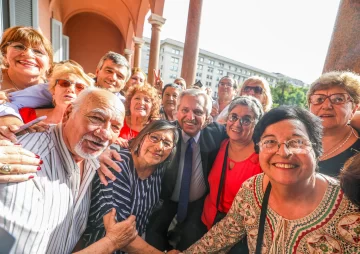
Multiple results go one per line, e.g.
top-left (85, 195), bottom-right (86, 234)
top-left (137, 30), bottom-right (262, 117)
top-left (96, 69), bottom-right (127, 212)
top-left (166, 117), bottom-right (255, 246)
top-left (181, 129), bottom-right (201, 144)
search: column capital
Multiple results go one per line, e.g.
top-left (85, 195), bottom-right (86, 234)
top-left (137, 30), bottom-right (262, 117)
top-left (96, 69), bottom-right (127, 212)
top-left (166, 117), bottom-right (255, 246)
top-left (148, 13), bottom-right (166, 27)
top-left (133, 36), bottom-right (145, 45)
top-left (124, 48), bottom-right (133, 55)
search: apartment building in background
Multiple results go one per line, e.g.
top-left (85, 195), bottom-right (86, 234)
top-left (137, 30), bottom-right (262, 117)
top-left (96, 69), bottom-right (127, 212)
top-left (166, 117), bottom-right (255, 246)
top-left (141, 37), bottom-right (306, 98)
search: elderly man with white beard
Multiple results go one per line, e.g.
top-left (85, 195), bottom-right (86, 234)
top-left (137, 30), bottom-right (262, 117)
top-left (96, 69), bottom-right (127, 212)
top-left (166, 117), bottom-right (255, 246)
top-left (0, 87), bottom-right (137, 254)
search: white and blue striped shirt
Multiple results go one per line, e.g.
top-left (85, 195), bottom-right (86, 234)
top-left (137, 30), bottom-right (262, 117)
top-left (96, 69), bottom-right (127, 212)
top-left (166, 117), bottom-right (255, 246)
top-left (0, 124), bottom-right (99, 254)
top-left (83, 149), bottom-right (164, 254)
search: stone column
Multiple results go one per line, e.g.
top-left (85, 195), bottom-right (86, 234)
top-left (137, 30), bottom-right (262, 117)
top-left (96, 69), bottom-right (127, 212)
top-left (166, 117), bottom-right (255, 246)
top-left (323, 0), bottom-right (360, 73)
top-left (181, 0), bottom-right (203, 88)
top-left (124, 48), bottom-right (133, 65)
top-left (147, 14), bottom-right (166, 85)
top-left (133, 37), bottom-right (144, 68)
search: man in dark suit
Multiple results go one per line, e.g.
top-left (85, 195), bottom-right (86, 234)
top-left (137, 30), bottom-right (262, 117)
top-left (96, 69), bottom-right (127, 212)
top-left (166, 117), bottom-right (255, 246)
top-left (146, 89), bottom-right (227, 251)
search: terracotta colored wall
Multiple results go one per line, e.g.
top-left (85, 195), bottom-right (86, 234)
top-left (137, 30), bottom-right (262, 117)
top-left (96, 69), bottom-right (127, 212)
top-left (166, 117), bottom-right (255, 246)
top-left (38, 0), bottom-right (51, 40)
top-left (63, 12), bottom-right (125, 73)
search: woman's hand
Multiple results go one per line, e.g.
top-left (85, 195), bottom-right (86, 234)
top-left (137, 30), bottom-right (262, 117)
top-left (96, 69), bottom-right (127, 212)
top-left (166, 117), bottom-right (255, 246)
top-left (103, 208), bottom-right (137, 251)
top-left (0, 122), bottom-right (49, 143)
top-left (97, 148), bottom-right (123, 186)
top-left (210, 106), bottom-right (219, 118)
top-left (0, 140), bottom-right (41, 183)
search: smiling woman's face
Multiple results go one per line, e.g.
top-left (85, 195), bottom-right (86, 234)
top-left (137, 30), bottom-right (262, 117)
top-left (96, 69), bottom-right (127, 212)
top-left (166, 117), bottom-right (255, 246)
top-left (309, 86), bottom-right (357, 130)
top-left (138, 130), bottom-right (174, 166)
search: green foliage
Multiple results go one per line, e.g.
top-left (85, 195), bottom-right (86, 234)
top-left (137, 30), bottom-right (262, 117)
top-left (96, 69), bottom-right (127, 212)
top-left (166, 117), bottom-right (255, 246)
top-left (271, 80), bottom-right (308, 108)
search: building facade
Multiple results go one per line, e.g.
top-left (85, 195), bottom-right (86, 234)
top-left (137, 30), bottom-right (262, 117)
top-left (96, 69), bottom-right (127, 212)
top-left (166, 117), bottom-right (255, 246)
top-left (141, 37), bottom-right (281, 98)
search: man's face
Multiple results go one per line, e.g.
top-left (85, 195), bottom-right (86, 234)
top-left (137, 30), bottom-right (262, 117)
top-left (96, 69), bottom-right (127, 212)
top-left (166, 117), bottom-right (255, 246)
top-left (95, 59), bottom-right (129, 93)
top-left (177, 95), bottom-right (207, 137)
top-left (174, 79), bottom-right (186, 90)
top-left (63, 93), bottom-right (124, 160)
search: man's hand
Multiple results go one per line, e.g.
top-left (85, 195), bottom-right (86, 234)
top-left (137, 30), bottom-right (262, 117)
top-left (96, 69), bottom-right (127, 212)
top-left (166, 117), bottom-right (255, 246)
top-left (0, 140), bottom-right (41, 183)
top-left (103, 208), bottom-right (137, 251)
top-left (97, 148), bottom-right (123, 185)
top-left (115, 137), bottom-right (129, 148)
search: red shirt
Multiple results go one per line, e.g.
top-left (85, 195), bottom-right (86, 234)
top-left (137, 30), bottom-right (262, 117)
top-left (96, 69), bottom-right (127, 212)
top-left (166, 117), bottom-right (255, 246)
top-left (119, 120), bottom-right (139, 140)
top-left (201, 139), bottom-right (262, 229)
top-left (19, 107), bottom-right (37, 124)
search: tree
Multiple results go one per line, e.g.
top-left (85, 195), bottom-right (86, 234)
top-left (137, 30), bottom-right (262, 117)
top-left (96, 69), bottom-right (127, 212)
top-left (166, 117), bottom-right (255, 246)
top-left (271, 80), bottom-right (308, 108)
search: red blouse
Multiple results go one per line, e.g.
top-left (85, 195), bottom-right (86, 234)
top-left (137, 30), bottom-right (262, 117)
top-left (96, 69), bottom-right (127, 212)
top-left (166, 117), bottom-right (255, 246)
top-left (19, 107), bottom-right (37, 124)
top-left (119, 120), bottom-right (140, 140)
top-left (201, 139), bottom-right (262, 230)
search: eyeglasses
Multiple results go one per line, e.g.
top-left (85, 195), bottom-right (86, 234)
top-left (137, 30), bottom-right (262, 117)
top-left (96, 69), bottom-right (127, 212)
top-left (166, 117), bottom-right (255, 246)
top-left (257, 138), bottom-right (314, 154)
top-left (309, 93), bottom-right (353, 105)
top-left (56, 79), bottom-right (86, 91)
top-left (147, 133), bottom-right (174, 150)
top-left (243, 86), bottom-right (263, 94)
top-left (219, 82), bottom-right (233, 88)
top-left (227, 113), bottom-right (254, 126)
top-left (8, 42), bottom-right (47, 57)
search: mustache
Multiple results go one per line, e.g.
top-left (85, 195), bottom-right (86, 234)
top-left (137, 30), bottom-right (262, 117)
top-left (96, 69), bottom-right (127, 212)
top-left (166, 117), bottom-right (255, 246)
top-left (82, 134), bottom-right (109, 147)
top-left (183, 119), bottom-right (197, 124)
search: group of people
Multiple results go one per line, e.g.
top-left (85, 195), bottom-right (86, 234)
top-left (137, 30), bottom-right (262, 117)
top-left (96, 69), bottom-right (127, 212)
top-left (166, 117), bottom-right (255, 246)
top-left (0, 25), bottom-right (359, 254)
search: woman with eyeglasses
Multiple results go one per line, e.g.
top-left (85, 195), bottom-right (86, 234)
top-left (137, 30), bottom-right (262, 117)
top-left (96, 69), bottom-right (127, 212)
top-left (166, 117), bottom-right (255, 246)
top-left (0, 26), bottom-right (53, 91)
top-left (82, 120), bottom-right (179, 253)
top-left (239, 76), bottom-right (273, 112)
top-left (200, 96), bottom-right (263, 253)
top-left (211, 76), bottom-right (238, 124)
top-left (308, 71), bottom-right (360, 177)
top-left (18, 61), bottom-right (94, 124)
top-left (180, 106), bottom-right (360, 254)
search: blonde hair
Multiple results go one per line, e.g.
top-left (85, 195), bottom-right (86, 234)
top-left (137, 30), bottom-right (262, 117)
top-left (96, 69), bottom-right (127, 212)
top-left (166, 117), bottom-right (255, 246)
top-left (48, 61), bottom-right (94, 93)
top-left (0, 26), bottom-right (53, 68)
top-left (307, 71), bottom-right (360, 106)
top-left (240, 76), bottom-right (273, 112)
top-left (125, 84), bottom-right (161, 120)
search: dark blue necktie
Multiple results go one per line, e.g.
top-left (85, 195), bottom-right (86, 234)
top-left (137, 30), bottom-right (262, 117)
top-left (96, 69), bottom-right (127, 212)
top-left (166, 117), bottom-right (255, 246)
top-left (177, 137), bottom-right (194, 222)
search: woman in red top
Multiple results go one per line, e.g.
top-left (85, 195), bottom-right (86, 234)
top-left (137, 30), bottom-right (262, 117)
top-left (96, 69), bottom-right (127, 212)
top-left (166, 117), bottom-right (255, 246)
top-left (201, 96), bottom-right (264, 252)
top-left (117, 84), bottom-right (160, 147)
top-left (19, 61), bottom-right (94, 124)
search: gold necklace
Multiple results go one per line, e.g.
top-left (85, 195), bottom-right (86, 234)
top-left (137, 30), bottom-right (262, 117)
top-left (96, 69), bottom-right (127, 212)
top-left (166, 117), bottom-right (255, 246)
top-left (6, 70), bottom-right (20, 91)
top-left (320, 127), bottom-right (354, 160)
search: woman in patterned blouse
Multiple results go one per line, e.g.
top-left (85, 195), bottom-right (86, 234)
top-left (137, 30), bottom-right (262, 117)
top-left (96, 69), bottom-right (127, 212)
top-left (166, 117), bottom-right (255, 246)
top-left (180, 106), bottom-right (360, 254)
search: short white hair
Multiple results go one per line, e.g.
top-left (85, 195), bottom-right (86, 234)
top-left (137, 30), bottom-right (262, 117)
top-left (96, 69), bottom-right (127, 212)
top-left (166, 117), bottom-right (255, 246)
top-left (72, 87), bottom-right (125, 122)
top-left (177, 89), bottom-right (212, 116)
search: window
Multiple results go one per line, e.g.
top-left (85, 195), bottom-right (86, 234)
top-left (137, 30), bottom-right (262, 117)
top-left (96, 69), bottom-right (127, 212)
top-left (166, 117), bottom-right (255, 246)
top-left (218, 62), bottom-right (224, 67)
top-left (171, 57), bottom-right (179, 64)
top-left (51, 18), bottom-right (63, 62)
top-left (170, 74), bottom-right (177, 79)
top-left (170, 65), bottom-right (178, 71)
top-left (217, 69), bottom-right (223, 75)
top-left (197, 64), bottom-right (203, 70)
top-left (1, 0), bottom-right (10, 34)
top-left (9, 0), bottom-right (39, 28)
top-left (62, 35), bottom-right (69, 61)
top-left (146, 53), bottom-right (150, 60)
top-left (216, 77), bottom-right (220, 81)
top-left (172, 48), bottom-right (180, 55)
top-left (207, 67), bottom-right (214, 73)
top-left (199, 57), bottom-right (204, 62)
top-left (206, 81), bottom-right (211, 86)
top-left (209, 60), bottom-right (215, 65)
top-left (206, 75), bottom-right (213, 80)
top-left (196, 72), bottom-right (202, 77)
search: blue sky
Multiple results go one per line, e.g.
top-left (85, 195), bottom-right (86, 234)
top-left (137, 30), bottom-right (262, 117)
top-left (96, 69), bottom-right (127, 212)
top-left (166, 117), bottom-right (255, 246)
top-left (144, 0), bottom-right (341, 84)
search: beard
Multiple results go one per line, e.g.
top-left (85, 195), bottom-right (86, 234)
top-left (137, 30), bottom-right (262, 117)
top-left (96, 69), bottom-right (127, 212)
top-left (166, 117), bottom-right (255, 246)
top-left (74, 134), bottom-right (109, 159)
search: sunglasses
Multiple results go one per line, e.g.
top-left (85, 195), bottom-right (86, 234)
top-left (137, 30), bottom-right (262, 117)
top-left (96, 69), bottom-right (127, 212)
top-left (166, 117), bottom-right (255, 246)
top-left (243, 86), bottom-right (263, 94)
top-left (309, 93), bottom-right (353, 105)
top-left (56, 79), bottom-right (86, 91)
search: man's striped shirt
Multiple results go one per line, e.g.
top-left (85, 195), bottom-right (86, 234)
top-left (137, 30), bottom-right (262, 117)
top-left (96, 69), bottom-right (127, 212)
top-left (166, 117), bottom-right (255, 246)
top-left (0, 124), bottom-right (99, 254)
top-left (83, 149), bottom-right (165, 254)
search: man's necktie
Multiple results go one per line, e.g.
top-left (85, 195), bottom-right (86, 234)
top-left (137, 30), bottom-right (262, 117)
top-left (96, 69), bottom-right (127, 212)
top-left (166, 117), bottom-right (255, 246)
top-left (177, 137), bottom-right (194, 222)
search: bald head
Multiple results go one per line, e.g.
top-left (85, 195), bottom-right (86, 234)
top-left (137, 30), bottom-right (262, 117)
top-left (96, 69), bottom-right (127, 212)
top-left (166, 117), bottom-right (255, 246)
top-left (62, 87), bottom-right (125, 161)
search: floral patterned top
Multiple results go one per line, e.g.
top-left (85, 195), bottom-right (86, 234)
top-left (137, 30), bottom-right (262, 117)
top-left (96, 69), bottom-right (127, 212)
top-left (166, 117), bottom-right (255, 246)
top-left (184, 173), bottom-right (360, 254)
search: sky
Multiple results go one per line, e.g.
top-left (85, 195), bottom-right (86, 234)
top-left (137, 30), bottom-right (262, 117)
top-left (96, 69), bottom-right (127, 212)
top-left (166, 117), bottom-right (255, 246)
top-left (143, 0), bottom-right (341, 84)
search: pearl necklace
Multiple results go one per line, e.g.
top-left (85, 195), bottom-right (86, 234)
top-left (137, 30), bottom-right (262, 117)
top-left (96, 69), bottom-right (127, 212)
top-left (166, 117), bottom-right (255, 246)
top-left (320, 127), bottom-right (355, 160)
